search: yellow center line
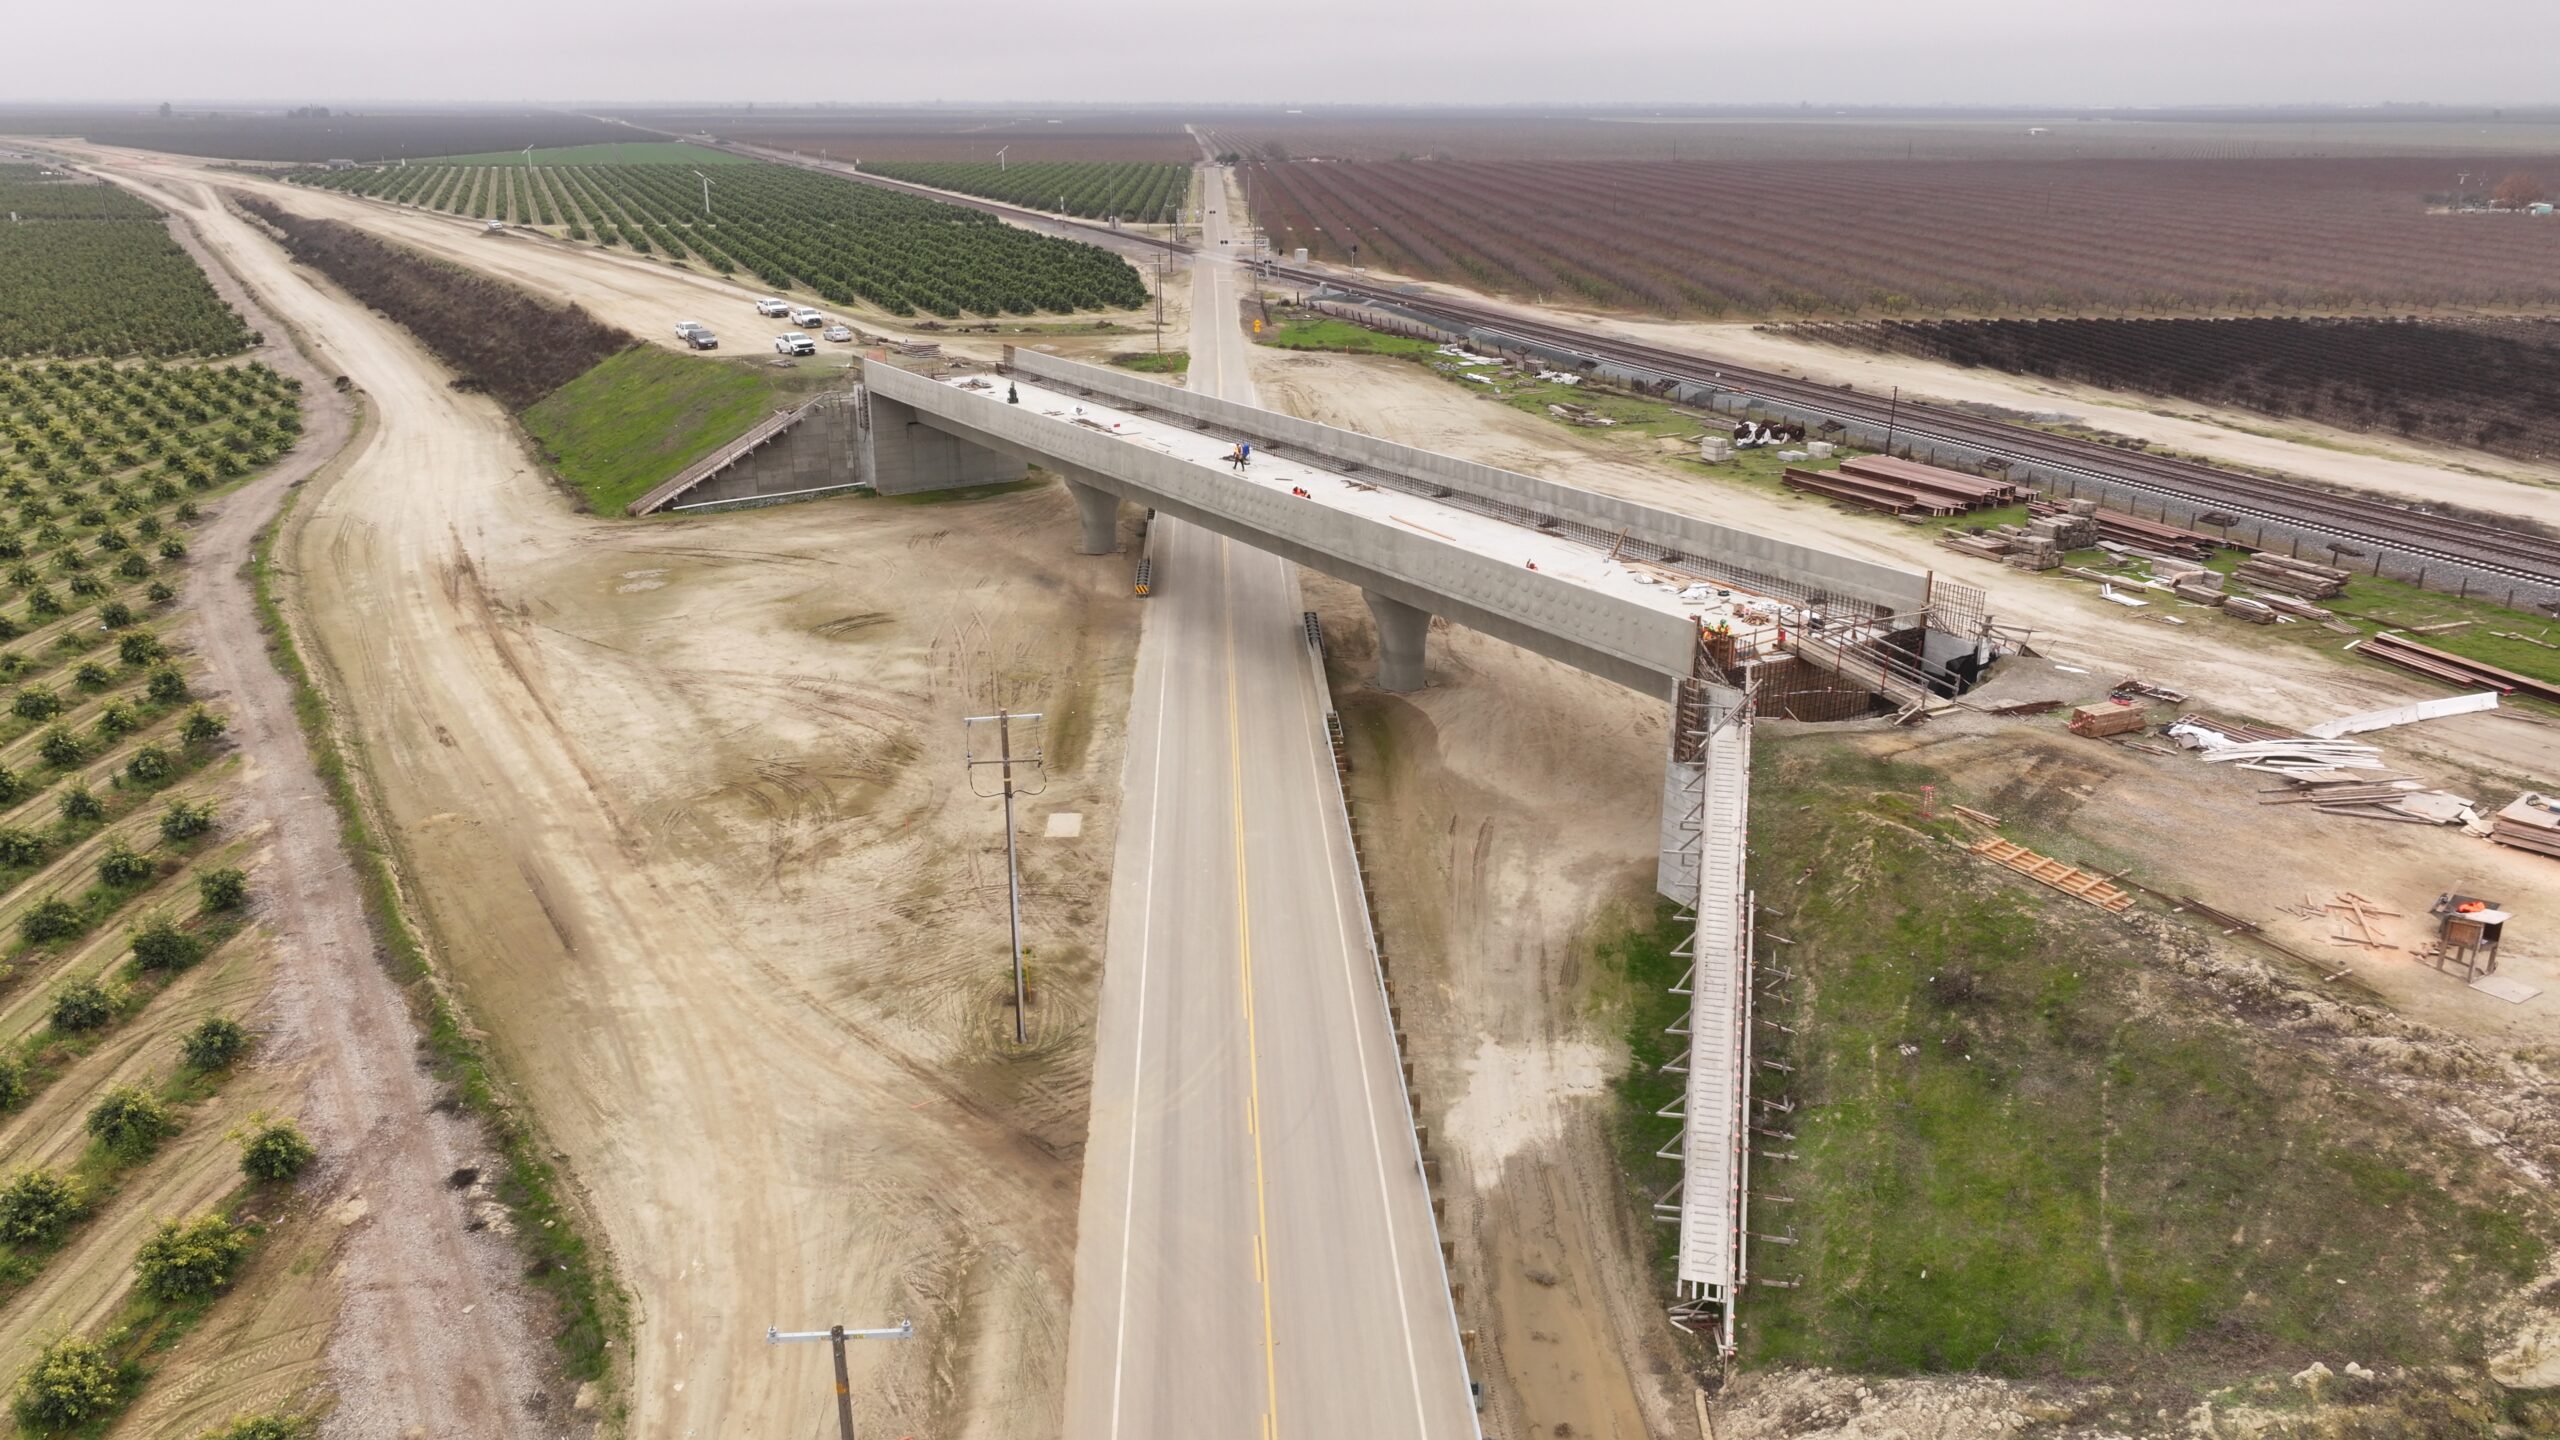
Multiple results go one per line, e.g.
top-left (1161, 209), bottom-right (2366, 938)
top-left (1222, 540), bottom-right (1284, 1440)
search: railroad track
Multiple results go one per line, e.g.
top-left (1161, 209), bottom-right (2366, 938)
top-left (1272, 265), bottom-right (2560, 592)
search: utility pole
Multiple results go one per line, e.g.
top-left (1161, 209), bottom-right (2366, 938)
top-left (996, 145), bottom-right (1009, 171)
top-left (1884, 385), bottom-right (1901, 457)
top-left (1154, 252), bottom-right (1166, 353)
top-left (767, 1320), bottom-right (914, 1440)
top-left (964, 710), bottom-right (1045, 1044)
top-left (693, 169), bottom-right (713, 219)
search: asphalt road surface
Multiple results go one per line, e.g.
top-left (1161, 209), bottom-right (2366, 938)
top-left (1060, 171), bottom-right (1479, 1439)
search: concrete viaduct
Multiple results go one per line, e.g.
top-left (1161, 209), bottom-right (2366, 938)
top-left (646, 346), bottom-right (1988, 1353)
top-left (859, 348), bottom-right (1946, 699)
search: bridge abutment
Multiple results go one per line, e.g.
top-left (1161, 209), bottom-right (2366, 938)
top-left (861, 390), bottom-right (1024, 497)
top-left (1364, 590), bottom-right (1432, 692)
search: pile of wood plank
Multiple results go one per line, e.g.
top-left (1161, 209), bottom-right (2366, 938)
top-left (1939, 531), bottom-right (2013, 560)
top-left (2259, 777), bottom-right (2474, 825)
top-left (2028, 500), bottom-right (2225, 558)
top-left (2353, 633), bottom-right (2560, 705)
top-left (2067, 700), bottom-right (2147, 738)
top-left (2490, 793), bottom-right (2560, 857)
top-left (2224, 596), bottom-right (2279, 624)
top-left (2234, 553), bottom-right (2349, 599)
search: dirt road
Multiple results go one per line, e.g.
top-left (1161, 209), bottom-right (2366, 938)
top-left (98, 160), bottom-right (569, 1438)
top-left (88, 161), bottom-right (1140, 1437)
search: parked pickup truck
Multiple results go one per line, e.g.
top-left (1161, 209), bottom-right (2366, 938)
top-left (754, 297), bottom-right (791, 317)
top-left (790, 306), bottom-right (825, 328)
top-left (822, 324), bottom-right (854, 343)
top-left (674, 321), bottom-right (720, 349)
top-left (773, 332), bottom-right (817, 356)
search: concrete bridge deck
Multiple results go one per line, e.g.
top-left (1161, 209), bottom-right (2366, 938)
top-left (867, 350), bottom-right (1948, 700)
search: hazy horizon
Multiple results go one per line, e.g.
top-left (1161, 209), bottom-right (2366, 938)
top-left (10, 0), bottom-right (2558, 110)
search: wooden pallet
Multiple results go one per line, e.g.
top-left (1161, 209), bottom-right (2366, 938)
top-left (1970, 839), bottom-right (2134, 913)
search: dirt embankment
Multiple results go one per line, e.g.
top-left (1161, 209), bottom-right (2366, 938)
top-left (92, 173), bottom-right (566, 1437)
top-left (91, 159), bottom-right (1143, 1437)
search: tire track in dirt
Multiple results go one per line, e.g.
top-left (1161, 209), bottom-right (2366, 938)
top-left (104, 164), bottom-right (567, 1437)
top-left (80, 151), bottom-right (1136, 1439)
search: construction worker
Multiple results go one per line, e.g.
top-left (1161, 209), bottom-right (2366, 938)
top-left (1007, 382), bottom-right (1019, 404)
top-left (1226, 444), bottom-right (1247, 472)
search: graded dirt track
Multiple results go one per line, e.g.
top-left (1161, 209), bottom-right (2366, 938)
top-left (83, 158), bottom-right (1140, 1437)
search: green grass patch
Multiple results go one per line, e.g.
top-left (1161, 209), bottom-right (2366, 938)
top-left (2187, 549), bottom-right (2560, 695)
top-left (522, 348), bottom-right (794, 516)
top-left (250, 469), bottom-right (625, 1398)
top-left (1257, 317), bottom-right (1442, 358)
top-left (425, 143), bottom-right (752, 167)
top-left (1110, 350), bottom-right (1190, 374)
top-left (1670, 738), bottom-right (2556, 1395)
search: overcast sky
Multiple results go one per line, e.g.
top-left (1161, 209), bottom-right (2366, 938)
top-left (13, 0), bottom-right (2559, 107)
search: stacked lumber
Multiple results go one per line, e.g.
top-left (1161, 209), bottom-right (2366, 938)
top-left (2224, 596), bottom-right (2279, 624)
top-left (2068, 701), bottom-right (2147, 738)
top-left (1939, 532), bottom-right (2012, 560)
top-left (2261, 777), bottom-right (2474, 825)
top-left (2171, 580), bottom-right (2228, 606)
top-left (1781, 467), bottom-right (1957, 516)
top-left (2491, 793), bottom-right (2560, 857)
top-left (2257, 594), bottom-right (2335, 620)
top-left (2029, 500), bottom-right (2225, 558)
top-left (1838, 455), bottom-right (2026, 511)
top-left (2234, 553), bottom-right (2349, 599)
top-left (2354, 634), bottom-right (2560, 705)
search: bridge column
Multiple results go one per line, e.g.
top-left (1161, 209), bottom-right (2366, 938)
top-left (1064, 478), bottom-right (1120, 555)
top-left (1364, 590), bottom-right (1430, 693)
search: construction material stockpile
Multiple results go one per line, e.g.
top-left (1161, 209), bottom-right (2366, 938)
top-left (2234, 553), bottom-right (2349, 600)
top-left (2492, 794), bottom-right (2560, 857)
top-left (1940, 497), bottom-right (2100, 570)
top-left (1785, 454), bottom-right (2026, 517)
top-left (2025, 499), bottom-right (2224, 558)
top-left (2354, 633), bottom-right (2560, 705)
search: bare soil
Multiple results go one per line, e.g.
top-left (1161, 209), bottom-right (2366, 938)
top-left (83, 160), bottom-right (1142, 1437)
top-left (1249, 341), bottom-right (2560, 1439)
top-left (109, 177), bottom-right (563, 1436)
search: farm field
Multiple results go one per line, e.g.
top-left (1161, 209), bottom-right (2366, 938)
top-left (1204, 109), bottom-right (2560, 164)
top-left (1239, 152), bottom-right (2560, 317)
top-left (428, 141), bottom-right (752, 167)
top-left (617, 106), bottom-right (1201, 164)
top-left (0, 355), bottom-right (312, 1436)
top-left (1780, 316), bottom-right (2560, 463)
top-left (0, 108), bottom-right (628, 164)
top-left (0, 166), bottom-right (250, 358)
top-left (286, 160), bottom-right (1151, 316)
top-left (859, 160), bottom-right (1190, 220)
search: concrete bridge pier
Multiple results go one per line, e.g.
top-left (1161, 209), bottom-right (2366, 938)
top-left (1364, 590), bottom-right (1432, 692)
top-left (1065, 477), bottom-right (1121, 555)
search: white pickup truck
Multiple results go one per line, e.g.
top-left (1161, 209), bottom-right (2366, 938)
top-left (754, 297), bottom-right (791, 317)
top-left (773, 333), bottom-right (816, 356)
top-left (789, 306), bottom-right (825, 328)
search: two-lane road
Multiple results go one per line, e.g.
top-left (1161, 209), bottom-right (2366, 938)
top-left (1061, 167), bottom-right (1477, 1439)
